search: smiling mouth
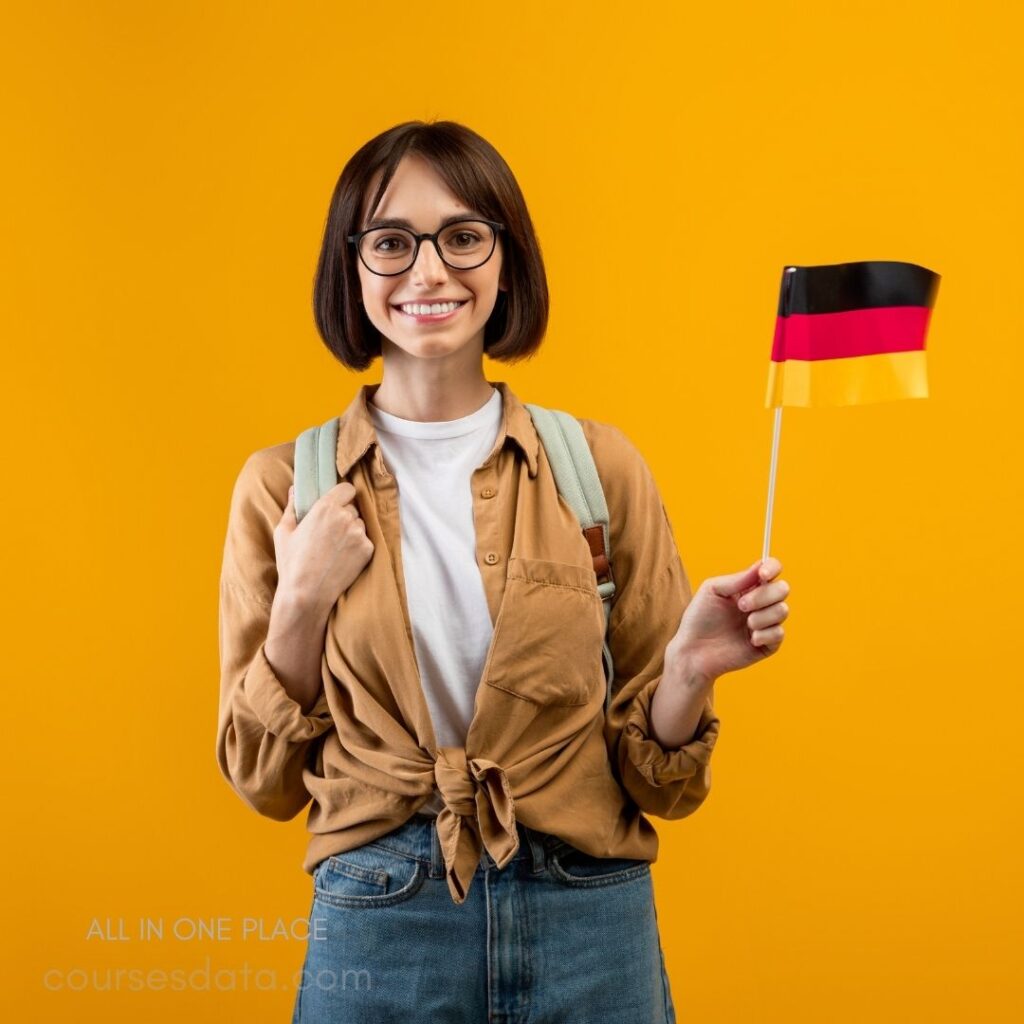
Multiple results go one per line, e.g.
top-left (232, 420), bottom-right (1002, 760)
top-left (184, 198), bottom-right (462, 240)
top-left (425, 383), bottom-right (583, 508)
top-left (392, 300), bottom-right (468, 321)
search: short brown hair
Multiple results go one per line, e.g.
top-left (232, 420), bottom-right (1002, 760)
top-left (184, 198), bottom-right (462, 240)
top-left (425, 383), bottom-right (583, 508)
top-left (312, 120), bottom-right (549, 372)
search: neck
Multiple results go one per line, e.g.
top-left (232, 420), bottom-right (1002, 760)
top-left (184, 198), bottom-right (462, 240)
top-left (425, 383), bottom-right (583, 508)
top-left (370, 356), bottom-right (495, 422)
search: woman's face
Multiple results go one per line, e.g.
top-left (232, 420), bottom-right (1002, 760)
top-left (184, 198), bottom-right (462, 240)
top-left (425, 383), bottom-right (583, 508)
top-left (355, 154), bottom-right (506, 363)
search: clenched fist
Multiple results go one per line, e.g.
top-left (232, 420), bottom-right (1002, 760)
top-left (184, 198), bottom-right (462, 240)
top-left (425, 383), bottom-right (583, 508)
top-left (273, 480), bottom-right (375, 613)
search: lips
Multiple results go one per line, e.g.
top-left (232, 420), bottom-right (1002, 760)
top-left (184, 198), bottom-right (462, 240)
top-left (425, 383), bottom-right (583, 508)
top-left (393, 300), bottom-right (468, 323)
top-left (392, 300), bottom-right (468, 308)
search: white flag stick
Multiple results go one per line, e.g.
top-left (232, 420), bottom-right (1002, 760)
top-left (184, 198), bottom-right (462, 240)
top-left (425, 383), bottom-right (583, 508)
top-left (761, 405), bottom-right (782, 563)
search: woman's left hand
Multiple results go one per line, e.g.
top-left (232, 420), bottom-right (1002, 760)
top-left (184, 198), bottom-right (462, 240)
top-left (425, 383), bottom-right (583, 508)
top-left (670, 557), bottom-right (790, 681)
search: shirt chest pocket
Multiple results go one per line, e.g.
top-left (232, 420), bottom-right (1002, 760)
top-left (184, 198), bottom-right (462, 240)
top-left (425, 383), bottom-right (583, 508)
top-left (482, 556), bottom-right (607, 707)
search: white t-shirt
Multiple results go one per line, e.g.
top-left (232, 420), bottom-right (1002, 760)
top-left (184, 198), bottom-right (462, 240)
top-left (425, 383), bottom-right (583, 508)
top-left (367, 386), bottom-right (504, 816)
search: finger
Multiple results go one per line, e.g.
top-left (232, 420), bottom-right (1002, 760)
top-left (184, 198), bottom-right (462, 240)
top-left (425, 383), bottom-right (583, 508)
top-left (710, 560), bottom-right (764, 599)
top-left (750, 624), bottom-right (784, 648)
top-left (279, 485), bottom-right (298, 527)
top-left (738, 578), bottom-right (790, 613)
top-left (327, 479), bottom-right (358, 505)
top-left (746, 601), bottom-right (789, 630)
top-left (738, 557), bottom-right (782, 594)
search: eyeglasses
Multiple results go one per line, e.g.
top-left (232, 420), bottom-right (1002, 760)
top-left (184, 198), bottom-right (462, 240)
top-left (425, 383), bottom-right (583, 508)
top-left (347, 218), bottom-right (505, 276)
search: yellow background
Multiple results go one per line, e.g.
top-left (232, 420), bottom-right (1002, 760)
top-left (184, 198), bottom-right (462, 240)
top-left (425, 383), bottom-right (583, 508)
top-left (3, 0), bottom-right (1021, 1020)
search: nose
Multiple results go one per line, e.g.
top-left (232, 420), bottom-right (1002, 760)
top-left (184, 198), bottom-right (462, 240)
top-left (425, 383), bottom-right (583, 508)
top-left (408, 238), bottom-right (449, 287)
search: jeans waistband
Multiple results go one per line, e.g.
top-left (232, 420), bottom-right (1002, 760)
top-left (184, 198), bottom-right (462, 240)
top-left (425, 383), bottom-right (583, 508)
top-left (364, 811), bottom-right (570, 880)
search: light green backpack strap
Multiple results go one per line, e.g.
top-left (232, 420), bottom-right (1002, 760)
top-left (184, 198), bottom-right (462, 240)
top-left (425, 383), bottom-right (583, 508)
top-left (524, 403), bottom-right (617, 711)
top-left (293, 415), bottom-right (340, 523)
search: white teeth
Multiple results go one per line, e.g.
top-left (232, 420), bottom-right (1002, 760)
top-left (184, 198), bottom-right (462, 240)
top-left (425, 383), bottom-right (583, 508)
top-left (399, 300), bottom-right (464, 315)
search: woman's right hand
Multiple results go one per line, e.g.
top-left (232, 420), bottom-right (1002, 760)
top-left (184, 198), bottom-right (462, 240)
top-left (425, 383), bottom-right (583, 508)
top-left (272, 480), bottom-right (375, 613)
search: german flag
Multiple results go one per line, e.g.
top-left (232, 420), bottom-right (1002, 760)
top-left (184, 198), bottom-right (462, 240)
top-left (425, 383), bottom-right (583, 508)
top-left (765, 260), bottom-right (940, 408)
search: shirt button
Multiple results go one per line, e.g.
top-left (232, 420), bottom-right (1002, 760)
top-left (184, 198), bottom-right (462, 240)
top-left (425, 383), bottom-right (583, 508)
top-left (481, 486), bottom-right (496, 498)
top-left (484, 552), bottom-right (500, 565)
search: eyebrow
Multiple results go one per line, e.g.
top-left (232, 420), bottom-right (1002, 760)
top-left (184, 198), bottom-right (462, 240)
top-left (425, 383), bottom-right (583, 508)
top-left (364, 211), bottom-right (483, 231)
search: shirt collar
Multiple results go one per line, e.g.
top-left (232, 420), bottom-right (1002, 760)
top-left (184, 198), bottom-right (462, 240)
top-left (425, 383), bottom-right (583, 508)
top-left (334, 379), bottom-right (540, 480)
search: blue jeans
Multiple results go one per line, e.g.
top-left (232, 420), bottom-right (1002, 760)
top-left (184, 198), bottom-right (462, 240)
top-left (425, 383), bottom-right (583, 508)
top-left (292, 812), bottom-right (676, 1023)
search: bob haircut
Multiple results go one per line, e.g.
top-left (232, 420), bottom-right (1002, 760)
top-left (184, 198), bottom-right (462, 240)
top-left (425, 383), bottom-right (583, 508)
top-left (313, 120), bottom-right (549, 371)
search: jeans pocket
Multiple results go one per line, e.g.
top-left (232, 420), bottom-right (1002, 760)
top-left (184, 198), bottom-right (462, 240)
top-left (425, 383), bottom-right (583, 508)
top-left (546, 841), bottom-right (651, 888)
top-left (313, 841), bottom-right (426, 909)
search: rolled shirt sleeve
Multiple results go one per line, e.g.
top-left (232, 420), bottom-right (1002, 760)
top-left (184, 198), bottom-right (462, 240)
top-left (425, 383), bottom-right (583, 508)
top-left (581, 420), bottom-right (722, 820)
top-left (216, 449), bottom-right (334, 822)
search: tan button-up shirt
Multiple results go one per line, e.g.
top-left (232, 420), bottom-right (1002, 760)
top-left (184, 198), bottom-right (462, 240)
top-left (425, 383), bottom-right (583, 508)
top-left (216, 380), bottom-right (721, 905)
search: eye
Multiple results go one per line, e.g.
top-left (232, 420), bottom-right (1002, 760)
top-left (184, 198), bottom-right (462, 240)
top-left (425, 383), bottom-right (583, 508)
top-left (373, 234), bottom-right (411, 253)
top-left (443, 230), bottom-right (481, 250)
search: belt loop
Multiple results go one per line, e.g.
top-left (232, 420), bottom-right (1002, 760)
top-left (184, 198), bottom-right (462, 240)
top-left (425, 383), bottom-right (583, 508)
top-left (524, 825), bottom-right (548, 874)
top-left (428, 815), bottom-right (445, 879)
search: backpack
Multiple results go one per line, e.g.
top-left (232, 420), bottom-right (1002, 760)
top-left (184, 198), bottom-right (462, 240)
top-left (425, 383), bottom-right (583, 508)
top-left (293, 404), bottom-right (618, 712)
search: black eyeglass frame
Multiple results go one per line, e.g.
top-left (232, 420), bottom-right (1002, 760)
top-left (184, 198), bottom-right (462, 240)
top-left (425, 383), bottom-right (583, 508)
top-left (346, 218), bottom-right (506, 276)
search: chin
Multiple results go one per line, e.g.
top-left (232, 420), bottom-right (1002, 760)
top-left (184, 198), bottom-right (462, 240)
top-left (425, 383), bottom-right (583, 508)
top-left (402, 334), bottom-right (473, 359)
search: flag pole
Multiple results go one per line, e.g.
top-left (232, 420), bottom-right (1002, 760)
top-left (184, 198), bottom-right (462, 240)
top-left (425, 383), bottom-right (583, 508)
top-left (762, 265), bottom-right (795, 566)
top-left (761, 404), bottom-right (782, 563)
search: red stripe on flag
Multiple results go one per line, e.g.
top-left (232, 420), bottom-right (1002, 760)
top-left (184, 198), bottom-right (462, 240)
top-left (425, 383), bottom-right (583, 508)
top-left (771, 306), bottom-right (932, 361)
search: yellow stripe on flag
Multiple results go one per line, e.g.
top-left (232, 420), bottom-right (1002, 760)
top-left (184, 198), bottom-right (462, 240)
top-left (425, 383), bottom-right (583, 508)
top-left (765, 350), bottom-right (929, 408)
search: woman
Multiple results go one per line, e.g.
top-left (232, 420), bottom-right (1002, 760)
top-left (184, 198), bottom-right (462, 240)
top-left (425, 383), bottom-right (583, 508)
top-left (216, 120), bottom-right (790, 1023)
